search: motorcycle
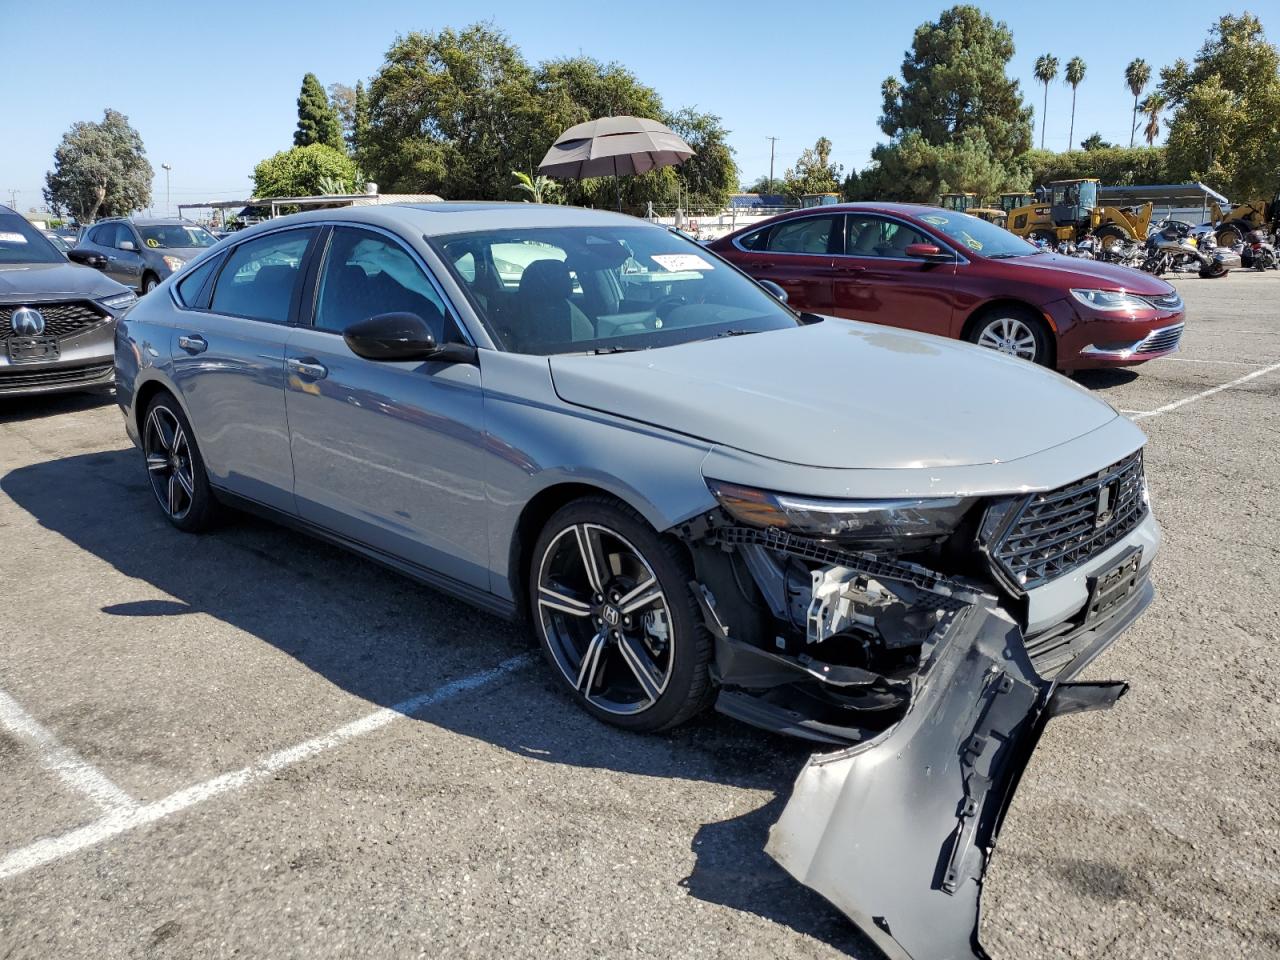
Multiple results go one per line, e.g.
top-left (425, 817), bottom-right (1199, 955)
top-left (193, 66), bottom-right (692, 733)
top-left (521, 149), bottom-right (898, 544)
top-left (1141, 223), bottom-right (1236, 278)
top-left (1246, 229), bottom-right (1278, 271)
top-left (1074, 235), bottom-right (1098, 260)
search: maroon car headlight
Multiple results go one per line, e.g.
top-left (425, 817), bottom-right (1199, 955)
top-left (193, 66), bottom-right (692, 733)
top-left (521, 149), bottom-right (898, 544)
top-left (707, 480), bottom-right (974, 547)
top-left (1070, 288), bottom-right (1152, 313)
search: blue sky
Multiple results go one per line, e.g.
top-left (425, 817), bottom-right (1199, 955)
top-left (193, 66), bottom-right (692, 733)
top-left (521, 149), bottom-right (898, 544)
top-left (3, 1), bottom-right (1249, 215)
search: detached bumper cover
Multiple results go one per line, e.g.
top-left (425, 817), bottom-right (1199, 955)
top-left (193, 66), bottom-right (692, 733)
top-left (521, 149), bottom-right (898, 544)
top-left (766, 600), bottom-right (1127, 960)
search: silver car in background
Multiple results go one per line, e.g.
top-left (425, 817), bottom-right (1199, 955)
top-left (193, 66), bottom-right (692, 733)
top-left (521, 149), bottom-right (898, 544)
top-left (114, 202), bottom-right (1160, 959)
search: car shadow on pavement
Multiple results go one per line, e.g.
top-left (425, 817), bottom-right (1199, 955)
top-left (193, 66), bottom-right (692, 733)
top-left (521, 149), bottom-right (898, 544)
top-left (1073, 368), bottom-right (1140, 390)
top-left (1, 447), bottom-right (881, 960)
top-left (0, 389), bottom-right (115, 424)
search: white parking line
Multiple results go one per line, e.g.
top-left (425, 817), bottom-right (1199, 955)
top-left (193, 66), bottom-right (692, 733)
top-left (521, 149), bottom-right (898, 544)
top-left (0, 652), bottom-right (534, 883)
top-left (1155, 356), bottom-right (1267, 366)
top-left (1131, 360), bottom-right (1280, 421)
top-left (0, 688), bottom-right (137, 815)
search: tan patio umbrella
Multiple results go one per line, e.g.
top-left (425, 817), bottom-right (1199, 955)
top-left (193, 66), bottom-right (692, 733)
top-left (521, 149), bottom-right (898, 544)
top-left (538, 116), bottom-right (695, 210)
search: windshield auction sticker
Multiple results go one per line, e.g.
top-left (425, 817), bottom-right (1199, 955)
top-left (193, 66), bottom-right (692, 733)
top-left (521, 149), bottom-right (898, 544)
top-left (651, 253), bottom-right (714, 271)
top-left (0, 232), bottom-right (29, 244)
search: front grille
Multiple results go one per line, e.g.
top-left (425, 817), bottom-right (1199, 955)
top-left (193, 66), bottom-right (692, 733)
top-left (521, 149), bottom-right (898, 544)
top-left (1135, 323), bottom-right (1183, 355)
top-left (0, 301), bottom-right (110, 342)
top-left (0, 361), bottom-right (114, 391)
top-left (988, 451), bottom-right (1147, 589)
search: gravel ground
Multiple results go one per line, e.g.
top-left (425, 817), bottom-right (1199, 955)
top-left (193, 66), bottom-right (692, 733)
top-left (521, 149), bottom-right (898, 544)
top-left (1, 270), bottom-right (1277, 959)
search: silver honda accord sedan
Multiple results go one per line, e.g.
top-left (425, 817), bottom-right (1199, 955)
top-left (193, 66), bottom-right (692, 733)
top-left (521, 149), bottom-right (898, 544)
top-left (114, 202), bottom-right (1160, 958)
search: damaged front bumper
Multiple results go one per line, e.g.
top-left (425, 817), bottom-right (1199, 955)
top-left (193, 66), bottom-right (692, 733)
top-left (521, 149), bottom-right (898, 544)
top-left (766, 598), bottom-right (1127, 959)
top-left (684, 521), bottom-right (1148, 958)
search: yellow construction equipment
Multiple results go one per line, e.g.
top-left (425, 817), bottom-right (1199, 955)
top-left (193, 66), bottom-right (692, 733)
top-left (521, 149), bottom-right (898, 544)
top-left (937, 193), bottom-right (1006, 225)
top-left (1209, 190), bottom-right (1280, 245)
top-left (998, 192), bottom-right (1036, 214)
top-left (1005, 179), bottom-right (1152, 250)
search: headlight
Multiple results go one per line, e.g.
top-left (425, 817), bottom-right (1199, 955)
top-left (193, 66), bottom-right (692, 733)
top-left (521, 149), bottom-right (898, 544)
top-left (162, 255), bottom-right (186, 273)
top-left (707, 480), bottom-right (974, 548)
top-left (99, 291), bottom-right (138, 310)
top-left (1070, 288), bottom-right (1150, 312)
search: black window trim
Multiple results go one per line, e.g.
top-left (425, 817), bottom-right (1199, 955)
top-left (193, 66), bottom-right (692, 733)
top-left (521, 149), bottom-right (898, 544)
top-left (169, 250), bottom-right (228, 311)
top-left (203, 224), bottom-right (325, 326)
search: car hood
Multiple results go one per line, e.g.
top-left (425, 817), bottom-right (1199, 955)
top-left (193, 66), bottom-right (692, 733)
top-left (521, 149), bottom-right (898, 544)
top-left (157, 247), bottom-right (211, 262)
top-left (548, 320), bottom-right (1118, 470)
top-left (999, 252), bottom-right (1173, 294)
top-left (0, 261), bottom-right (130, 301)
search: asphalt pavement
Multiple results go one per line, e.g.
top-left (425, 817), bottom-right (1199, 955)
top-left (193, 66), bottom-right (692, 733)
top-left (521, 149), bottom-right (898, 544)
top-left (1, 270), bottom-right (1277, 959)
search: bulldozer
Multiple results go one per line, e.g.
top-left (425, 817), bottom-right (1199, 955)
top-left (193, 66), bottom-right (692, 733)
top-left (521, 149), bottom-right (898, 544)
top-left (998, 192), bottom-right (1036, 215)
top-left (1005, 179), bottom-right (1152, 251)
top-left (1209, 189), bottom-right (1280, 245)
top-left (937, 192), bottom-right (1007, 225)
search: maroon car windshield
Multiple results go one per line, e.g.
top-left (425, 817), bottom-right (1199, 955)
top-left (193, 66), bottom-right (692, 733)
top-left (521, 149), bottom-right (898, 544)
top-left (916, 211), bottom-right (1041, 259)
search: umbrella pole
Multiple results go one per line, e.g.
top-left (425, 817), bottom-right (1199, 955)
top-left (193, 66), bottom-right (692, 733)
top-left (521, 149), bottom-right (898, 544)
top-left (613, 155), bottom-right (621, 212)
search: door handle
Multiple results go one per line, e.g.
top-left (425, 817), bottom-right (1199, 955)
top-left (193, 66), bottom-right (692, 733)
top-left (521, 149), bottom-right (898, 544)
top-left (287, 357), bottom-right (328, 380)
top-left (177, 334), bottom-right (207, 354)
top-left (833, 264), bottom-right (867, 274)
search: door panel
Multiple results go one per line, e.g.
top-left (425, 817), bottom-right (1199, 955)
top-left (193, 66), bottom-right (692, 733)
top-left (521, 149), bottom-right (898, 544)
top-left (285, 226), bottom-right (491, 588)
top-left (831, 216), bottom-right (957, 335)
top-left (171, 227), bottom-right (317, 513)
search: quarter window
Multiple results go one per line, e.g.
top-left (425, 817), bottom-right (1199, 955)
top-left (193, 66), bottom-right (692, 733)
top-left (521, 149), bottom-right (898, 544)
top-left (210, 229), bottom-right (314, 324)
top-left (174, 255), bottom-right (223, 308)
top-left (314, 228), bottom-right (449, 339)
top-left (845, 216), bottom-right (930, 258)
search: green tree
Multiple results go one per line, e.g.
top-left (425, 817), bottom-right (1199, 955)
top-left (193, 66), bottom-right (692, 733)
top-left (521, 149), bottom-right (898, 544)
top-left (1124, 58), bottom-right (1151, 147)
top-left (1024, 145), bottom-right (1166, 186)
top-left (665, 107), bottom-right (737, 210)
top-left (352, 80), bottom-right (370, 161)
top-left (878, 5), bottom-right (1032, 163)
top-left (327, 82), bottom-right (356, 143)
top-left (1034, 54), bottom-right (1060, 149)
top-left (1064, 57), bottom-right (1087, 151)
top-left (364, 25), bottom-right (541, 200)
top-left (43, 108), bottom-right (152, 222)
top-left (781, 137), bottom-right (842, 199)
top-left (294, 72), bottom-right (344, 151)
top-left (252, 143), bottom-right (358, 198)
top-left (856, 131), bottom-right (1027, 202)
top-left (1159, 13), bottom-right (1280, 198)
top-left (1080, 133), bottom-right (1114, 151)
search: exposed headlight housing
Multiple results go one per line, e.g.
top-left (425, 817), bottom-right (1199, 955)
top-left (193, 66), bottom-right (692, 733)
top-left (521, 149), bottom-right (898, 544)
top-left (162, 255), bottom-right (186, 273)
top-left (1070, 288), bottom-right (1151, 313)
top-left (99, 291), bottom-right (138, 310)
top-left (707, 480), bottom-right (974, 549)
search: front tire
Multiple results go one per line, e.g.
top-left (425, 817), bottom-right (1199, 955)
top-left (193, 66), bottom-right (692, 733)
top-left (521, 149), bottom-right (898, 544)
top-left (142, 273), bottom-right (159, 294)
top-left (142, 393), bottom-right (219, 531)
top-left (528, 497), bottom-right (712, 733)
top-left (968, 309), bottom-right (1052, 366)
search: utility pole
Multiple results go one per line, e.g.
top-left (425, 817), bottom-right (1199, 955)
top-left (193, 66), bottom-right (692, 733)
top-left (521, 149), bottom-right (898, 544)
top-left (766, 137), bottom-right (780, 195)
top-left (161, 163), bottom-right (172, 217)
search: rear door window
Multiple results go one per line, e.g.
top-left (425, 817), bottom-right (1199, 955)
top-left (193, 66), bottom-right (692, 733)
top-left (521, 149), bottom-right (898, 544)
top-left (765, 215), bottom-right (841, 255)
top-left (210, 229), bottom-right (315, 324)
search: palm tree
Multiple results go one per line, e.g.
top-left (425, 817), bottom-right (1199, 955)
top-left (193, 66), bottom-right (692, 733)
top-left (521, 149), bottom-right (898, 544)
top-left (1064, 57), bottom-right (1087, 152)
top-left (1124, 58), bottom-right (1151, 148)
top-left (511, 170), bottom-right (558, 204)
top-left (1034, 54), bottom-right (1060, 150)
top-left (1140, 93), bottom-right (1166, 147)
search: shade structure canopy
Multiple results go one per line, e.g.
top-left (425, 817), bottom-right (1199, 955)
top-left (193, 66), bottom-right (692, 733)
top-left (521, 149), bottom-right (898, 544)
top-left (538, 116), bottom-right (695, 179)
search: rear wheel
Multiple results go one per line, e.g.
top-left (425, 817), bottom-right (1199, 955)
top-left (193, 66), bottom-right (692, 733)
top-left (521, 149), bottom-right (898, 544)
top-left (528, 497), bottom-right (712, 732)
top-left (968, 309), bottom-right (1052, 366)
top-left (1198, 262), bottom-right (1229, 279)
top-left (142, 393), bottom-right (219, 531)
top-left (1094, 225), bottom-right (1130, 254)
top-left (1216, 226), bottom-right (1243, 248)
top-left (141, 273), bottom-right (159, 294)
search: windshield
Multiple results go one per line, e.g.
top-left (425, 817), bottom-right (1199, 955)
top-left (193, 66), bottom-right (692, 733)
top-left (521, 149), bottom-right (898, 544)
top-left (915, 211), bottom-right (1040, 259)
top-left (435, 225), bottom-right (800, 355)
top-left (139, 223), bottom-right (217, 249)
top-left (0, 214), bottom-right (66, 265)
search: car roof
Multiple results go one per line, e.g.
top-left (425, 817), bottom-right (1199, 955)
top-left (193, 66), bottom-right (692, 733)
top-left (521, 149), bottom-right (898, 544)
top-left (228, 202), bottom-right (647, 242)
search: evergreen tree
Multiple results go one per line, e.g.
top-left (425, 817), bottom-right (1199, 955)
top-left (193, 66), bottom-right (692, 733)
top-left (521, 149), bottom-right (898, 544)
top-left (294, 73), bottom-right (343, 151)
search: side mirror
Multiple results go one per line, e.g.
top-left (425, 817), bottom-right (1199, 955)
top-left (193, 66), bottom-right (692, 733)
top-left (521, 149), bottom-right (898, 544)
top-left (118, 240), bottom-right (137, 252)
top-left (758, 279), bottom-right (789, 303)
top-left (343, 312), bottom-right (476, 364)
top-left (68, 249), bottom-right (109, 270)
top-left (904, 242), bottom-right (952, 262)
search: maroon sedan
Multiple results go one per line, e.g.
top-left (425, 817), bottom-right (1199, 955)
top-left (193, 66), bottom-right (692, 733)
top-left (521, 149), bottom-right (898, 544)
top-left (708, 202), bottom-right (1185, 370)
